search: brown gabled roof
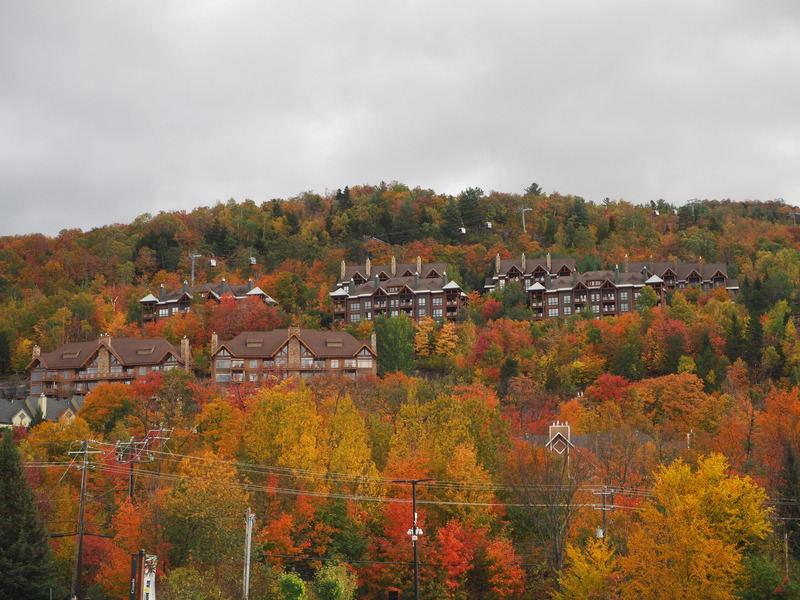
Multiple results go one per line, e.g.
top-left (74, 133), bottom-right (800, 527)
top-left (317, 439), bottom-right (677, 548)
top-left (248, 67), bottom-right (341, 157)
top-left (217, 329), bottom-right (374, 359)
top-left (340, 262), bottom-right (448, 284)
top-left (30, 337), bottom-right (184, 370)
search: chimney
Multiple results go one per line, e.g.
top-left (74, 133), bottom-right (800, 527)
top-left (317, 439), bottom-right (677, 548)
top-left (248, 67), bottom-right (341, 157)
top-left (182, 280), bottom-right (189, 293)
top-left (247, 278), bottom-right (254, 292)
top-left (181, 336), bottom-right (191, 372)
top-left (442, 271), bottom-right (448, 286)
top-left (391, 256), bottom-right (397, 276)
top-left (38, 392), bottom-right (47, 421)
top-left (32, 344), bottom-right (41, 360)
top-left (366, 258), bottom-right (371, 278)
top-left (159, 283), bottom-right (166, 301)
top-left (374, 274), bottom-right (380, 287)
top-left (288, 325), bottom-right (300, 337)
top-left (414, 272), bottom-right (419, 289)
top-left (495, 253), bottom-right (501, 274)
top-left (371, 331), bottom-right (377, 353)
top-left (572, 268), bottom-right (578, 285)
top-left (348, 279), bottom-right (355, 295)
top-left (416, 255), bottom-right (422, 274)
top-left (221, 278), bottom-right (229, 294)
top-left (643, 265), bottom-right (649, 280)
top-left (546, 253), bottom-right (552, 272)
top-left (614, 264), bottom-right (620, 284)
top-left (624, 254), bottom-right (629, 273)
top-left (341, 260), bottom-right (346, 281)
top-left (210, 332), bottom-right (218, 354)
top-left (521, 253), bottom-right (526, 272)
top-left (546, 272), bottom-right (551, 287)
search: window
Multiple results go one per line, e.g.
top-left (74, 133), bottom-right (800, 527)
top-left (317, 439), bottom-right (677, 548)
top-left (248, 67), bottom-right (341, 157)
top-left (137, 347), bottom-right (155, 355)
top-left (548, 308), bottom-right (560, 317)
top-left (563, 306), bottom-right (572, 316)
top-left (344, 359), bottom-right (356, 369)
top-left (357, 359), bottom-right (372, 369)
top-left (350, 302), bottom-right (360, 312)
top-left (216, 359), bottom-right (231, 370)
top-left (433, 308), bottom-right (443, 318)
top-left (547, 296), bottom-right (559, 306)
top-left (62, 370), bottom-right (71, 379)
top-left (563, 294), bottom-right (571, 303)
top-left (246, 339), bottom-right (263, 348)
top-left (590, 292), bottom-right (600, 302)
top-left (620, 291), bottom-right (629, 300)
top-left (232, 359), bottom-right (244, 369)
top-left (249, 359), bottom-right (259, 369)
top-left (432, 297), bottom-right (443, 306)
top-left (139, 366), bottom-right (147, 376)
top-left (390, 298), bottom-right (399, 307)
top-left (350, 313), bottom-right (361, 322)
top-left (418, 297), bottom-right (427, 306)
top-left (158, 308), bottom-right (169, 317)
top-left (363, 300), bottom-right (372, 310)
top-left (620, 303), bottom-right (629, 312)
top-left (418, 309), bottom-right (427, 317)
top-left (216, 373), bottom-right (231, 383)
top-left (330, 359), bottom-right (339, 368)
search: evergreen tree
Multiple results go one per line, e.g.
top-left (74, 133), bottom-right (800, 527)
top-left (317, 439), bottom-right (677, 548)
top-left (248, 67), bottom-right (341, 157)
top-left (725, 311), bottom-right (747, 363)
top-left (0, 329), bottom-right (11, 375)
top-left (0, 429), bottom-right (55, 597)
top-left (391, 199), bottom-right (416, 244)
top-left (373, 313), bottom-right (415, 376)
top-left (458, 187), bottom-right (485, 228)
top-left (745, 310), bottom-right (764, 371)
top-left (440, 198), bottom-right (462, 242)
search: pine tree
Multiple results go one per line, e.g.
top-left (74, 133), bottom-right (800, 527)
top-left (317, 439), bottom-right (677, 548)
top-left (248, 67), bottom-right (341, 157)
top-left (0, 428), bottom-right (55, 597)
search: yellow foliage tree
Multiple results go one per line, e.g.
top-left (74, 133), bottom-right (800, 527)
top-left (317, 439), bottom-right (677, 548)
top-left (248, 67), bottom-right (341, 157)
top-left (554, 538), bottom-right (619, 600)
top-left (620, 454), bottom-right (769, 600)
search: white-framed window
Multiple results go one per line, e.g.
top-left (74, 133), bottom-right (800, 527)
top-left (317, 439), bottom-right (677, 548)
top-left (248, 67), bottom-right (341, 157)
top-left (620, 291), bottom-right (629, 300)
top-left (563, 294), bottom-right (571, 303)
top-left (563, 306), bottom-right (572, 315)
top-left (350, 302), bottom-right (360, 312)
top-left (593, 304), bottom-right (600, 313)
top-left (363, 300), bottom-right (372, 310)
top-left (357, 359), bottom-right (372, 369)
top-left (548, 308), bottom-right (560, 317)
top-left (350, 313), bottom-right (361, 322)
top-left (620, 302), bottom-right (629, 312)
top-left (547, 296), bottom-right (559, 306)
top-left (432, 297), bottom-right (443, 306)
top-left (418, 308), bottom-right (426, 317)
top-left (390, 298), bottom-right (399, 307)
top-left (590, 292), bottom-right (600, 302)
top-left (216, 373), bottom-right (231, 382)
top-left (344, 359), bottom-right (357, 368)
top-left (418, 297), bottom-right (427, 306)
top-left (249, 359), bottom-right (258, 368)
top-left (331, 359), bottom-right (339, 368)
top-left (216, 359), bottom-right (231, 370)
top-left (433, 308), bottom-right (443, 318)
top-left (158, 308), bottom-right (169, 317)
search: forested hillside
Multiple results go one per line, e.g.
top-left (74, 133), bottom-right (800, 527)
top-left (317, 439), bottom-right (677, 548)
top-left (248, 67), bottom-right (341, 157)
top-left (4, 185), bottom-right (800, 599)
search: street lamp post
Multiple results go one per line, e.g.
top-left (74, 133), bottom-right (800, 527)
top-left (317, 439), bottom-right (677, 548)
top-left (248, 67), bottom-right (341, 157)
top-left (397, 478), bottom-right (434, 600)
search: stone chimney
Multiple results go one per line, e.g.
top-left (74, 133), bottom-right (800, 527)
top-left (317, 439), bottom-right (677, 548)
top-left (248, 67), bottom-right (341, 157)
top-left (366, 258), bottom-right (371, 278)
top-left (495, 253), bottom-right (501, 274)
top-left (341, 260), bottom-right (346, 281)
top-left (210, 332), bottom-right (218, 354)
top-left (38, 392), bottom-right (47, 421)
top-left (416, 255), bottom-right (422, 274)
top-left (521, 253), bottom-right (526, 272)
top-left (32, 344), bottom-right (41, 360)
top-left (181, 336), bottom-right (191, 372)
top-left (624, 254), bottom-right (629, 273)
top-left (546, 252), bottom-right (552, 272)
top-left (97, 335), bottom-right (110, 377)
top-left (371, 331), bottom-right (377, 353)
top-left (288, 326), bottom-right (301, 337)
top-left (159, 283), bottom-right (166, 301)
top-left (391, 256), bottom-right (397, 277)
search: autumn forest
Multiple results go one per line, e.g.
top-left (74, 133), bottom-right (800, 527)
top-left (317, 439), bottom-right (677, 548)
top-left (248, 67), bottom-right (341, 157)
top-left (4, 184), bottom-right (800, 599)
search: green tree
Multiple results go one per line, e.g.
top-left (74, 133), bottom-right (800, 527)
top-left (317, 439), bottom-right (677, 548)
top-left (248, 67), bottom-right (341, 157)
top-left (441, 198), bottom-right (463, 242)
top-left (0, 428), bottom-right (56, 597)
top-left (280, 572), bottom-right (307, 600)
top-left (458, 187), bottom-right (485, 228)
top-left (311, 563), bottom-right (357, 600)
top-left (636, 286), bottom-right (658, 312)
top-left (373, 313), bottom-right (415, 375)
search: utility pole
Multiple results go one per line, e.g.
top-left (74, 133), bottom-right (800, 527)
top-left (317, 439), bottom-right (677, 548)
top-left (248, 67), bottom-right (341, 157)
top-left (593, 486), bottom-right (613, 539)
top-left (243, 507), bottom-right (256, 600)
top-left (517, 206), bottom-right (533, 233)
top-left (115, 429), bottom-right (169, 502)
top-left (397, 478), bottom-right (434, 600)
top-left (188, 252), bottom-right (201, 286)
top-left (69, 439), bottom-right (102, 600)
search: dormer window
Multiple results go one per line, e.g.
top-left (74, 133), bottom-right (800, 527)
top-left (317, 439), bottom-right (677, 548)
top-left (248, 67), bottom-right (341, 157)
top-left (137, 347), bottom-right (155, 355)
top-left (246, 339), bottom-right (263, 348)
top-left (62, 351), bottom-right (80, 359)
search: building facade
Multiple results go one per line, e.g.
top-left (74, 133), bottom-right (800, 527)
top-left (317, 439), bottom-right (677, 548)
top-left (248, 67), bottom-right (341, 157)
top-left (140, 278), bottom-right (277, 323)
top-left (484, 253), bottom-right (578, 293)
top-left (526, 258), bottom-right (739, 321)
top-left (28, 335), bottom-right (193, 398)
top-left (0, 395), bottom-right (83, 428)
top-left (211, 327), bottom-right (377, 384)
top-left (330, 256), bottom-right (467, 323)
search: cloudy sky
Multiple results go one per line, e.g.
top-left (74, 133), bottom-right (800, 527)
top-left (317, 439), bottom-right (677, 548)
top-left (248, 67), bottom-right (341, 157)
top-left (2, 1), bottom-right (799, 237)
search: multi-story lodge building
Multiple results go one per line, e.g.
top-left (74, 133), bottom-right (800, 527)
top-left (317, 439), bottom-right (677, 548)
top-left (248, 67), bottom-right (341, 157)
top-left (484, 253), bottom-right (578, 293)
top-left (523, 257), bottom-right (738, 320)
top-left (140, 278), bottom-right (277, 323)
top-left (211, 327), bottom-right (377, 384)
top-left (28, 335), bottom-right (193, 398)
top-left (0, 395), bottom-right (82, 429)
top-left (330, 257), bottom-right (467, 323)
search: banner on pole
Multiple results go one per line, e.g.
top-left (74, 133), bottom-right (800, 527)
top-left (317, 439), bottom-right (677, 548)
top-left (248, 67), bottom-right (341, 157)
top-left (143, 554), bottom-right (158, 600)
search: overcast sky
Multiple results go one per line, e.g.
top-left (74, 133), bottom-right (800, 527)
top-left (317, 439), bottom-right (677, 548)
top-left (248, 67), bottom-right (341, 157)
top-left (2, 1), bottom-right (799, 237)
